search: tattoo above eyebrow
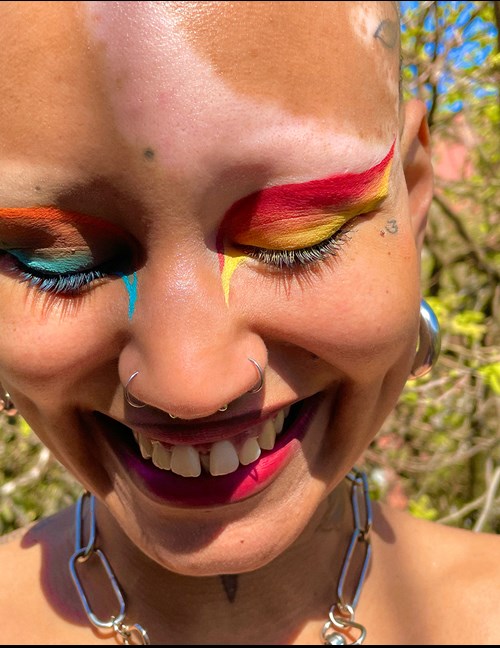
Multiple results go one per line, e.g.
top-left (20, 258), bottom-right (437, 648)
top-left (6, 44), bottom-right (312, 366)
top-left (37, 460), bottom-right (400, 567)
top-left (374, 19), bottom-right (399, 49)
top-left (220, 574), bottom-right (239, 603)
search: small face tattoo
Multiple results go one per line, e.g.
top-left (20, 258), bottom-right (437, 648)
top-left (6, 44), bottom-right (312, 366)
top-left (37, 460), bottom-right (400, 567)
top-left (374, 19), bottom-right (399, 49)
top-left (220, 574), bottom-right (238, 603)
top-left (385, 218), bottom-right (398, 234)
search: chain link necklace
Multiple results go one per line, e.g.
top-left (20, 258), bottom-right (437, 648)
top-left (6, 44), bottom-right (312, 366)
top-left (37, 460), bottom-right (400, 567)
top-left (69, 469), bottom-right (372, 646)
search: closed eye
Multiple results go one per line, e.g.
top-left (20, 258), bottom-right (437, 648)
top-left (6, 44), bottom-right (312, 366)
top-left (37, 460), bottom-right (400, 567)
top-left (239, 223), bottom-right (353, 270)
top-left (1, 251), bottom-right (123, 296)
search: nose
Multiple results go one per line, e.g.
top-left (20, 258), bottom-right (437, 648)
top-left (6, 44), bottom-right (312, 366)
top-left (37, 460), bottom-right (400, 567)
top-left (118, 254), bottom-right (267, 419)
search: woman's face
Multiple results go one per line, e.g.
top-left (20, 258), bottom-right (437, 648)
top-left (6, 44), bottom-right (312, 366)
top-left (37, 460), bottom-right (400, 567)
top-left (0, 1), bottom-right (429, 574)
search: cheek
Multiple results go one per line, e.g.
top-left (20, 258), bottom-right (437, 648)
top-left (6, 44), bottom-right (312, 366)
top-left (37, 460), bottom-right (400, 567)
top-left (253, 224), bottom-right (421, 378)
top-left (0, 285), bottom-right (123, 399)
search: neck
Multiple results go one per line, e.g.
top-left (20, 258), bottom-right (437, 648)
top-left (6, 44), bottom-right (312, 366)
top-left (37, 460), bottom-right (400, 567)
top-left (89, 480), bottom-right (354, 645)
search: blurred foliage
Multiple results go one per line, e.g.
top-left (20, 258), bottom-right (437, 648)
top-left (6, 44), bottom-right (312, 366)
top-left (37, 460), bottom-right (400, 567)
top-left (0, 1), bottom-right (499, 537)
top-left (365, 0), bottom-right (500, 533)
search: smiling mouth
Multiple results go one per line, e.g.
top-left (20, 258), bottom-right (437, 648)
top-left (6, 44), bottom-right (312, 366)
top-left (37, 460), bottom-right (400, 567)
top-left (93, 392), bottom-right (324, 506)
top-left (96, 393), bottom-right (318, 478)
top-left (131, 402), bottom-right (299, 478)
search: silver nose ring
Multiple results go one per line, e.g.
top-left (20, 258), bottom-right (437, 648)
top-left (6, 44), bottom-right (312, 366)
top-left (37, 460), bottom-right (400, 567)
top-left (247, 357), bottom-right (264, 393)
top-left (125, 371), bottom-right (146, 408)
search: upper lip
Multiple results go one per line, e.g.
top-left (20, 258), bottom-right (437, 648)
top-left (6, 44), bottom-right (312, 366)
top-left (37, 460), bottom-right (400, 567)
top-left (119, 400), bottom-right (299, 446)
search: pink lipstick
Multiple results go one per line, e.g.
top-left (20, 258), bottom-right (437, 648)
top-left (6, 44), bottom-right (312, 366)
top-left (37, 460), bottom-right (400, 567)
top-left (106, 393), bottom-right (323, 507)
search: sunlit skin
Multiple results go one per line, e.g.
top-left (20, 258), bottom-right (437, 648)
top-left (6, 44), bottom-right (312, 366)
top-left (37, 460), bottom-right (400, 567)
top-left (0, 2), bottom-right (499, 645)
top-left (217, 140), bottom-right (395, 302)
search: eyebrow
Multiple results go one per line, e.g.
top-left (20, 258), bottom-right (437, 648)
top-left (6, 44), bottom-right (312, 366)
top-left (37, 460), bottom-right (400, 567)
top-left (221, 139), bottom-right (395, 239)
top-left (0, 206), bottom-right (130, 247)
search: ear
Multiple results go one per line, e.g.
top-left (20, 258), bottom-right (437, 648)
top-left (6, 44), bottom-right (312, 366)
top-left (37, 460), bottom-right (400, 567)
top-left (400, 99), bottom-right (434, 251)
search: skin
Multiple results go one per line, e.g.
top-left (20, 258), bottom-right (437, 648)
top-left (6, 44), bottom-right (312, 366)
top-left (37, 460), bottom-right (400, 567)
top-left (0, 1), bottom-right (499, 644)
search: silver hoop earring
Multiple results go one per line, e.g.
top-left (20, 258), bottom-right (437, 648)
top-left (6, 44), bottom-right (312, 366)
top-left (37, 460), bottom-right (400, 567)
top-left (247, 357), bottom-right (264, 393)
top-left (0, 392), bottom-right (17, 416)
top-left (409, 299), bottom-right (441, 379)
top-left (125, 371), bottom-right (147, 408)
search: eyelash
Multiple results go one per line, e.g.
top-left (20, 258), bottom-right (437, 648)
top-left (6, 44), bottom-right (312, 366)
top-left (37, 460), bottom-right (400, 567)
top-left (2, 252), bottom-right (113, 296)
top-left (2, 219), bottom-right (353, 294)
top-left (241, 228), bottom-right (351, 270)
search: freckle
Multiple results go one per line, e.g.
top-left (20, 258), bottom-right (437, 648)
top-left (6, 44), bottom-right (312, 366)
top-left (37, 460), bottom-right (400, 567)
top-left (143, 148), bottom-right (155, 160)
top-left (34, 186), bottom-right (41, 192)
top-left (240, 540), bottom-right (244, 544)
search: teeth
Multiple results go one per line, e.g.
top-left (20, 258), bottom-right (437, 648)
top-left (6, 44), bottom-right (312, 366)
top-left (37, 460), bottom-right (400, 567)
top-left (274, 409), bottom-right (285, 435)
top-left (139, 435), bottom-right (153, 459)
top-left (239, 437), bottom-right (261, 466)
top-left (170, 445), bottom-right (201, 477)
top-left (210, 440), bottom-right (240, 476)
top-left (258, 419), bottom-right (276, 450)
top-left (132, 404), bottom-right (292, 477)
top-left (152, 442), bottom-right (172, 470)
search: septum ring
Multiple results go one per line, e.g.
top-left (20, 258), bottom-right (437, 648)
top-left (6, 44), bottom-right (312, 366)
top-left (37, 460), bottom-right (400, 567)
top-left (124, 358), bottom-right (263, 416)
top-left (247, 357), bottom-right (264, 393)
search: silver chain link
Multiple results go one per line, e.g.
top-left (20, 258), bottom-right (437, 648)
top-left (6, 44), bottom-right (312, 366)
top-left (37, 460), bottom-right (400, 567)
top-left (321, 469), bottom-right (372, 645)
top-left (70, 470), bottom-right (371, 646)
top-left (69, 492), bottom-right (150, 645)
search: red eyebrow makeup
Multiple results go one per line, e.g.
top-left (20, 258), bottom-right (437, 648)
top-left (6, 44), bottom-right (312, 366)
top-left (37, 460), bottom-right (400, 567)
top-left (216, 139), bottom-right (395, 302)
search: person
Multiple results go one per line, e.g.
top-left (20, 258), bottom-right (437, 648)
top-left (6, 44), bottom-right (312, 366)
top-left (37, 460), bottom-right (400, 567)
top-left (0, 1), bottom-right (498, 644)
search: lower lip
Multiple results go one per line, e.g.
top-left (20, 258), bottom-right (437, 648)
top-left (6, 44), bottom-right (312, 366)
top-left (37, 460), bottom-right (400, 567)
top-left (112, 393), bottom-right (323, 507)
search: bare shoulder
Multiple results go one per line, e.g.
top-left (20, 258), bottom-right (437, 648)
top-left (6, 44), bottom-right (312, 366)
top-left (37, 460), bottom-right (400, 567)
top-left (0, 505), bottom-right (95, 644)
top-left (0, 520), bottom-right (41, 596)
top-left (370, 502), bottom-right (500, 644)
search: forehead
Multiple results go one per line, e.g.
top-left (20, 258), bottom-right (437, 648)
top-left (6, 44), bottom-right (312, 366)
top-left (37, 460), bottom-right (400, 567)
top-left (89, 0), bottom-right (399, 131)
top-left (160, 1), bottom-right (399, 125)
top-left (0, 1), bottom-right (400, 193)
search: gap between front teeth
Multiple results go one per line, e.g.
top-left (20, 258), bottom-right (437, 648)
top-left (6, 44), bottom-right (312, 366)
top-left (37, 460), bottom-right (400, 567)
top-left (134, 406), bottom-right (289, 478)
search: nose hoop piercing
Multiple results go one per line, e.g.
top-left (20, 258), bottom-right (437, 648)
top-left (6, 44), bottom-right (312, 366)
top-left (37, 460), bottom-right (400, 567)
top-left (124, 371), bottom-right (147, 409)
top-left (247, 357), bottom-right (264, 393)
top-left (125, 359), bottom-right (262, 417)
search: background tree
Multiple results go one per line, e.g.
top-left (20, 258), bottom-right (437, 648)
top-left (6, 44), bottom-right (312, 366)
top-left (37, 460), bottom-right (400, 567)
top-left (366, 0), bottom-right (500, 532)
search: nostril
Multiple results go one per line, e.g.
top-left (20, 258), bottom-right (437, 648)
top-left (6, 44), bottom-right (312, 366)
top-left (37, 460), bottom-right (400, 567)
top-left (120, 348), bottom-right (267, 420)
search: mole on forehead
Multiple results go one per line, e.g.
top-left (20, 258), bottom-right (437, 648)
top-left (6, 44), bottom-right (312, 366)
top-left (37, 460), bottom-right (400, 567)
top-left (82, 2), bottom-right (397, 178)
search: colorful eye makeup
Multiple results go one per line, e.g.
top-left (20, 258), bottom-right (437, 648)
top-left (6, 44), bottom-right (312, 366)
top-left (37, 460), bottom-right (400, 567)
top-left (0, 206), bottom-right (125, 247)
top-left (119, 272), bottom-right (139, 319)
top-left (216, 139), bottom-right (395, 302)
top-left (0, 206), bottom-right (137, 316)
